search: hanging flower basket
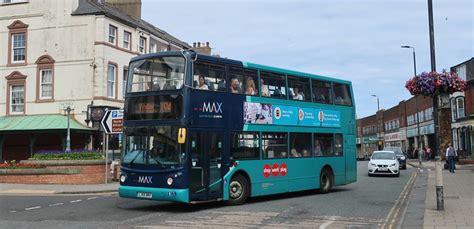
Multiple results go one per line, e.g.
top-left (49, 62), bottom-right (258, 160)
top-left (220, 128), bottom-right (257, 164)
top-left (405, 71), bottom-right (467, 97)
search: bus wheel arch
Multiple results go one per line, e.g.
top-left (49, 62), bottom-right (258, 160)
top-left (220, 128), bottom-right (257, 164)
top-left (226, 171), bottom-right (251, 205)
top-left (318, 165), bottom-right (334, 194)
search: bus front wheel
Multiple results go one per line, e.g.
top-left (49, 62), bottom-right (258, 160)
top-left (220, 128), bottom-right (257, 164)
top-left (226, 174), bottom-right (249, 205)
top-left (318, 169), bottom-right (333, 194)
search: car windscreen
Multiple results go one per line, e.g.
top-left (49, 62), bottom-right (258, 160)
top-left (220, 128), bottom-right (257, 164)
top-left (372, 153), bottom-right (396, 160)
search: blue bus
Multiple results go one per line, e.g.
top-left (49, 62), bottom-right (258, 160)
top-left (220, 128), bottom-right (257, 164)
top-left (119, 51), bottom-right (356, 205)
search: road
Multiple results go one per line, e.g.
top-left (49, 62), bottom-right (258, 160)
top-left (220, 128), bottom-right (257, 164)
top-left (0, 162), bottom-right (418, 228)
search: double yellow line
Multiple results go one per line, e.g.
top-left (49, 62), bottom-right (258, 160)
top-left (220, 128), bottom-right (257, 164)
top-left (381, 170), bottom-right (418, 229)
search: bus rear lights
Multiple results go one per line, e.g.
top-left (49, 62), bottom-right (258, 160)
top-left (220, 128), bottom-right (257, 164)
top-left (120, 175), bottom-right (126, 183)
top-left (167, 177), bottom-right (174, 185)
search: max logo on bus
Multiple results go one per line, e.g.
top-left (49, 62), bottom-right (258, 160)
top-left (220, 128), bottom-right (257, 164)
top-left (202, 102), bottom-right (223, 113)
top-left (137, 176), bottom-right (153, 184)
top-left (195, 102), bottom-right (223, 119)
top-left (263, 163), bottom-right (287, 177)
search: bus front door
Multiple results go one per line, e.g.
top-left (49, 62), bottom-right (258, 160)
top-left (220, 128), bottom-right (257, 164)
top-left (189, 131), bottom-right (224, 202)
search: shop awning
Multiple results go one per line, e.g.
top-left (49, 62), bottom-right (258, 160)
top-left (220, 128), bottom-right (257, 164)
top-left (0, 114), bottom-right (94, 133)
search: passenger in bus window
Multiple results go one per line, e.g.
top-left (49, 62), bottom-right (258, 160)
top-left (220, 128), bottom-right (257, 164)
top-left (293, 87), bottom-right (303, 100)
top-left (230, 78), bottom-right (241, 93)
top-left (302, 149), bottom-right (311, 157)
top-left (147, 81), bottom-right (160, 91)
top-left (314, 140), bottom-right (322, 156)
top-left (261, 79), bottom-right (270, 96)
top-left (196, 75), bottom-right (209, 90)
top-left (290, 148), bottom-right (301, 157)
top-left (245, 77), bottom-right (257, 95)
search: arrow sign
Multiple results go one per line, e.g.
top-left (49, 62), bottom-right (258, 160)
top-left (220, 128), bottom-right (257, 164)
top-left (101, 110), bottom-right (124, 134)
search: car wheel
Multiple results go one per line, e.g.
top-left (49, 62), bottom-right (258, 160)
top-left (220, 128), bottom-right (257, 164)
top-left (318, 169), bottom-right (333, 194)
top-left (226, 174), bottom-right (249, 205)
top-left (368, 172), bottom-right (372, 177)
top-left (403, 164), bottom-right (407, 170)
top-left (395, 172), bottom-right (400, 177)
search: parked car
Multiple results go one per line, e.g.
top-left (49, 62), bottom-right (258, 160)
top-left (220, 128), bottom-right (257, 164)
top-left (368, 151), bottom-right (400, 177)
top-left (383, 147), bottom-right (407, 169)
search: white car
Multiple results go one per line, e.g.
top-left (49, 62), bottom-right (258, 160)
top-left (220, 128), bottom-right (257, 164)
top-left (368, 151), bottom-right (400, 177)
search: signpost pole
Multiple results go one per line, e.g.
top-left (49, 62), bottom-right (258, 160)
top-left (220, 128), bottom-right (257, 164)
top-left (105, 133), bottom-right (108, 184)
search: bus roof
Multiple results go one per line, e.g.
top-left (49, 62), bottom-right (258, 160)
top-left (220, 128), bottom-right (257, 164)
top-left (130, 51), bottom-right (352, 85)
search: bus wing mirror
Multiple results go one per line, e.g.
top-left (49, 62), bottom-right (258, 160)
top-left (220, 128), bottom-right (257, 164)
top-left (178, 128), bottom-right (186, 144)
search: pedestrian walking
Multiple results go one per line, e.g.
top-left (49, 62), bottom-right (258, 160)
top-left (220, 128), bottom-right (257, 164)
top-left (445, 144), bottom-right (457, 173)
top-left (426, 147), bottom-right (432, 161)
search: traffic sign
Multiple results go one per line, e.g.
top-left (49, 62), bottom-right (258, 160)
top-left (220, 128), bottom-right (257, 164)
top-left (101, 110), bottom-right (124, 134)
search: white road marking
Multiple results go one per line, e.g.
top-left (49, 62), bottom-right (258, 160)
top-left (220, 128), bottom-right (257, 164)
top-left (25, 206), bottom-right (41, 211)
top-left (87, 197), bottom-right (98, 200)
top-left (49, 203), bottom-right (64, 207)
top-left (10, 211), bottom-right (17, 213)
top-left (70, 199), bottom-right (82, 203)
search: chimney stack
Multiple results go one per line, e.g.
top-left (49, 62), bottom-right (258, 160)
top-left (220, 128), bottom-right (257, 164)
top-left (105, 0), bottom-right (142, 19)
top-left (192, 41), bottom-right (212, 55)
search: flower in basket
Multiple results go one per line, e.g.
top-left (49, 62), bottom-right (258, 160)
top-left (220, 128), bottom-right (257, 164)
top-left (405, 71), bottom-right (466, 97)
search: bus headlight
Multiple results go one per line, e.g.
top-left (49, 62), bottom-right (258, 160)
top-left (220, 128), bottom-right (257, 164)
top-left (167, 177), bottom-right (173, 186)
top-left (120, 175), bottom-right (126, 183)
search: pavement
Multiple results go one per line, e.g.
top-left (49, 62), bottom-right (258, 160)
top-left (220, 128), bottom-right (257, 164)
top-left (407, 159), bottom-right (474, 229)
top-left (0, 182), bottom-right (118, 195)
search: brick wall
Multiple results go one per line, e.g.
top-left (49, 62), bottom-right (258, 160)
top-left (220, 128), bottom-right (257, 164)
top-left (465, 83), bottom-right (474, 116)
top-left (0, 164), bottom-right (108, 184)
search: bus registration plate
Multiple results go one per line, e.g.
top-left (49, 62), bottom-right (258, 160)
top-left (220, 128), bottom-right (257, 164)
top-left (137, 192), bottom-right (152, 199)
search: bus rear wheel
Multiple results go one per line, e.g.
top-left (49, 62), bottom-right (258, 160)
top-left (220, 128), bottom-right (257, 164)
top-left (318, 169), bottom-right (333, 194)
top-left (226, 174), bottom-right (249, 205)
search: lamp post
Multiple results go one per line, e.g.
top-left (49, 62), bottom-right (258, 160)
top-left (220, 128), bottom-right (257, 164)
top-left (401, 46), bottom-right (423, 151)
top-left (65, 106), bottom-right (72, 152)
top-left (371, 94), bottom-right (380, 111)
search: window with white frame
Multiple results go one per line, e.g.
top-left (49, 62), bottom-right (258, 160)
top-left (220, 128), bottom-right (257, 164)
top-left (419, 111), bottom-right (425, 122)
top-left (123, 67), bottom-right (128, 97)
top-left (451, 97), bottom-right (465, 121)
top-left (123, 31), bottom-right (131, 49)
top-left (426, 107), bottom-right (433, 120)
top-left (452, 129), bottom-right (459, 149)
top-left (11, 85), bottom-right (24, 113)
top-left (108, 25), bottom-right (117, 44)
top-left (40, 69), bottom-right (53, 99)
top-left (150, 41), bottom-right (157, 53)
top-left (107, 64), bottom-right (116, 97)
top-left (456, 65), bottom-right (467, 80)
top-left (139, 36), bottom-right (146, 53)
top-left (12, 33), bottom-right (26, 63)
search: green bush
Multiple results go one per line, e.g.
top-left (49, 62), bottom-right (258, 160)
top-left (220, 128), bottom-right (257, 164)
top-left (31, 151), bottom-right (103, 160)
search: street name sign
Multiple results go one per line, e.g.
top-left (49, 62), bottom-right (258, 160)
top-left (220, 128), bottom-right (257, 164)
top-left (101, 110), bottom-right (124, 134)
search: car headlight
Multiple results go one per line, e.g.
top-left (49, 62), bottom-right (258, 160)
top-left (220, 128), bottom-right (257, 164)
top-left (120, 175), bottom-right (126, 183)
top-left (370, 163), bottom-right (377, 167)
top-left (167, 177), bottom-right (174, 186)
top-left (401, 156), bottom-right (406, 160)
top-left (390, 163), bottom-right (396, 167)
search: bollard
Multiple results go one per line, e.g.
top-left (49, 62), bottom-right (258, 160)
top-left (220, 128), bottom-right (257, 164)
top-left (435, 160), bottom-right (444, 210)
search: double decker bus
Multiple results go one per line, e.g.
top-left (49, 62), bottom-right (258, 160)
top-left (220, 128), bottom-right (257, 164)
top-left (119, 51), bottom-right (356, 205)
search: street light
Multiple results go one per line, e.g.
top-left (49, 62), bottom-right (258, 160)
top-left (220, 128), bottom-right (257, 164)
top-left (65, 106), bottom-right (74, 152)
top-left (401, 46), bottom-right (417, 76)
top-left (371, 94), bottom-right (380, 111)
top-left (401, 45), bottom-right (423, 151)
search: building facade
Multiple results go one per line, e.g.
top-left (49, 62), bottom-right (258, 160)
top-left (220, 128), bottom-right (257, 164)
top-left (0, 0), bottom-right (190, 161)
top-left (450, 58), bottom-right (474, 158)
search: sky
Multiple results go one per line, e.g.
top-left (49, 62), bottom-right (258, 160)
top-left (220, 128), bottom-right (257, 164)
top-left (141, 0), bottom-right (473, 118)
